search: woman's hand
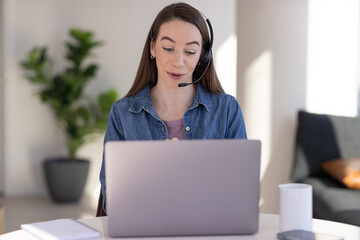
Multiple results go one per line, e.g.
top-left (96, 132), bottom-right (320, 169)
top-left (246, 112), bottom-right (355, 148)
top-left (166, 137), bottom-right (179, 141)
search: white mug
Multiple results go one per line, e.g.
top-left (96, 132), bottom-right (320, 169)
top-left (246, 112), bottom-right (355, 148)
top-left (278, 183), bottom-right (312, 231)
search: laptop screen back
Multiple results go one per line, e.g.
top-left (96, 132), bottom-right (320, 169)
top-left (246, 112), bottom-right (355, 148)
top-left (105, 139), bottom-right (261, 237)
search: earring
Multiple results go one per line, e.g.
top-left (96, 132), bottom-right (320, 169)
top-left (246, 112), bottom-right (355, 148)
top-left (150, 55), bottom-right (155, 59)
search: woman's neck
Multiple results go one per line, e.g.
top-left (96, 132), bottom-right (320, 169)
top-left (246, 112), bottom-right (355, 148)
top-left (151, 83), bottom-right (196, 121)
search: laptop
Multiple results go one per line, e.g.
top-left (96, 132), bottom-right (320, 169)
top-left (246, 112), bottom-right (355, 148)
top-left (105, 139), bottom-right (261, 237)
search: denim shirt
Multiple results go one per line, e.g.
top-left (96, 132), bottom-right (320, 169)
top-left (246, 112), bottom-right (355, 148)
top-left (99, 84), bottom-right (247, 212)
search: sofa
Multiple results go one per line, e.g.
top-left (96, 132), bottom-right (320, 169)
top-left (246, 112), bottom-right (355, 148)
top-left (291, 110), bottom-right (360, 226)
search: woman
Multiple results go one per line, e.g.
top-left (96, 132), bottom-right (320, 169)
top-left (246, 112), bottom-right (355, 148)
top-left (99, 2), bottom-right (247, 214)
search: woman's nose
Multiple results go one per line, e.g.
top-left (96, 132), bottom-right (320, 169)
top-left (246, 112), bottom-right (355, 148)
top-left (172, 51), bottom-right (185, 67)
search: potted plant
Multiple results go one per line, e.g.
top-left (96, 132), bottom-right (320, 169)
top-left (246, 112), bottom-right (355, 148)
top-left (20, 28), bottom-right (117, 203)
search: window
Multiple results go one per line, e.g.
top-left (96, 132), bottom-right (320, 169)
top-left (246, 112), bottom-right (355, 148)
top-left (306, 0), bottom-right (360, 117)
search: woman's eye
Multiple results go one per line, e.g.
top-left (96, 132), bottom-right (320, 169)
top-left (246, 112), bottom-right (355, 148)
top-left (185, 51), bottom-right (196, 55)
top-left (163, 47), bottom-right (174, 52)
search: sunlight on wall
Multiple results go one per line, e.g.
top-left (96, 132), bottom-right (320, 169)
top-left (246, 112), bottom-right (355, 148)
top-left (306, 0), bottom-right (359, 117)
top-left (215, 34), bottom-right (237, 97)
top-left (244, 50), bottom-right (273, 181)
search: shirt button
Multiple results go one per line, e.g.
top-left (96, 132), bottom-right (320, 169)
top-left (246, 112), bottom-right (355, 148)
top-left (185, 126), bottom-right (190, 131)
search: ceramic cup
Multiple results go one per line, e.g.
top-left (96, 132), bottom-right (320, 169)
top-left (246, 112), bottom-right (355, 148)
top-left (278, 183), bottom-right (312, 231)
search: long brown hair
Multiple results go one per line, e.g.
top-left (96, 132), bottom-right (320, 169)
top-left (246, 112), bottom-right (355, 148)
top-left (125, 2), bottom-right (224, 98)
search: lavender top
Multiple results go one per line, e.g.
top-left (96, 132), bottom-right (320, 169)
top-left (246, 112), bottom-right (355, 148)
top-left (163, 119), bottom-right (185, 140)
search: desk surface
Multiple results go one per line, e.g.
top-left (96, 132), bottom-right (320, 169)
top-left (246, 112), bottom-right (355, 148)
top-left (0, 214), bottom-right (359, 240)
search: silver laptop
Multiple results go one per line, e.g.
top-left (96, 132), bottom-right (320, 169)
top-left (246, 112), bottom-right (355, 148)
top-left (105, 139), bottom-right (261, 237)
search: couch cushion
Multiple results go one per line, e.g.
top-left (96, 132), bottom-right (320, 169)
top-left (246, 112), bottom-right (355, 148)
top-left (291, 111), bottom-right (340, 181)
top-left (300, 174), bottom-right (360, 226)
top-left (329, 115), bottom-right (360, 159)
top-left (292, 111), bottom-right (360, 181)
top-left (322, 158), bottom-right (360, 189)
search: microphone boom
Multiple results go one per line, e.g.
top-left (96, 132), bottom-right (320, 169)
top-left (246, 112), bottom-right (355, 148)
top-left (178, 59), bottom-right (211, 87)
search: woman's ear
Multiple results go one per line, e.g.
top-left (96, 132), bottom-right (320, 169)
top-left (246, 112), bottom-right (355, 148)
top-left (150, 39), bottom-right (156, 58)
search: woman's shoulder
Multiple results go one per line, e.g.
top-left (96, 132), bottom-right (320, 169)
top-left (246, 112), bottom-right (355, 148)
top-left (213, 91), bottom-right (237, 101)
top-left (113, 94), bottom-right (136, 106)
top-left (210, 93), bottom-right (239, 112)
top-left (199, 85), bottom-right (238, 105)
top-left (111, 86), bottom-right (150, 112)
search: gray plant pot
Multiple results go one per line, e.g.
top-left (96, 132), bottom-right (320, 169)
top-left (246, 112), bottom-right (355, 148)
top-left (44, 157), bottom-right (90, 203)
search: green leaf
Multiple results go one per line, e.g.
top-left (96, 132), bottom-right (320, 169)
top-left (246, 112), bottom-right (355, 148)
top-left (98, 89), bottom-right (118, 112)
top-left (28, 76), bottom-right (46, 84)
top-left (77, 107), bottom-right (90, 123)
top-left (83, 64), bottom-right (98, 78)
top-left (20, 47), bottom-right (51, 86)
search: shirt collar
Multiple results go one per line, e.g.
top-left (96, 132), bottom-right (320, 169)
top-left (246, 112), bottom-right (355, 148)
top-left (129, 85), bottom-right (153, 114)
top-left (189, 84), bottom-right (211, 112)
top-left (129, 84), bottom-right (212, 114)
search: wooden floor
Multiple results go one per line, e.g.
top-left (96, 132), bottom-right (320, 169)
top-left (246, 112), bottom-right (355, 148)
top-left (0, 195), bottom-right (97, 234)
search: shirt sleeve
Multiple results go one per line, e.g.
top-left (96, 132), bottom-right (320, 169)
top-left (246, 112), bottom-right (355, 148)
top-left (99, 104), bottom-right (124, 213)
top-left (227, 96), bottom-right (247, 139)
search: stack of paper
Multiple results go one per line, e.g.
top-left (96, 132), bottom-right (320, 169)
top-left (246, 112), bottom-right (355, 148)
top-left (21, 218), bottom-right (100, 240)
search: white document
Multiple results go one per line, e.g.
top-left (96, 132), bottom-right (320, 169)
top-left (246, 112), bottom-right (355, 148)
top-left (21, 218), bottom-right (100, 240)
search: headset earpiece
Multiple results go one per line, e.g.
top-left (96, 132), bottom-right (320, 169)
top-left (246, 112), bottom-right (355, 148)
top-left (198, 17), bottom-right (213, 65)
top-left (199, 49), bottom-right (212, 65)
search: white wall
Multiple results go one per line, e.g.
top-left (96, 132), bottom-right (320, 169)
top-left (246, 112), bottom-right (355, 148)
top-left (237, 0), bottom-right (308, 213)
top-left (1, 0), bottom-right (236, 202)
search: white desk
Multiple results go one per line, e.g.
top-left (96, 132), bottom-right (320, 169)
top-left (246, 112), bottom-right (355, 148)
top-left (0, 214), bottom-right (359, 240)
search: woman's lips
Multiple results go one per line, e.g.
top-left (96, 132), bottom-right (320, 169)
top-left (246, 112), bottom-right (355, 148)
top-left (167, 72), bottom-right (185, 80)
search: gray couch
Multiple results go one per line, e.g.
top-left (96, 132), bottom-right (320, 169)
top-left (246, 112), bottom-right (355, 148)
top-left (291, 111), bottom-right (360, 226)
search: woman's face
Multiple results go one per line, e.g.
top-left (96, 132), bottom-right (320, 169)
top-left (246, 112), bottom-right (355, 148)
top-left (150, 20), bottom-right (202, 89)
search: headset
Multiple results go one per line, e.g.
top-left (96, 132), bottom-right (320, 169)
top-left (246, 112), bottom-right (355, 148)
top-left (150, 12), bottom-right (214, 88)
top-left (178, 16), bottom-right (214, 87)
